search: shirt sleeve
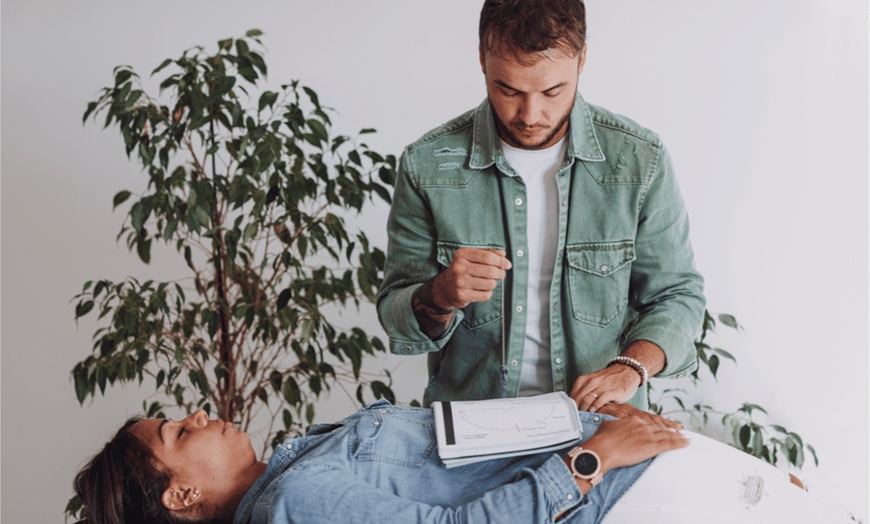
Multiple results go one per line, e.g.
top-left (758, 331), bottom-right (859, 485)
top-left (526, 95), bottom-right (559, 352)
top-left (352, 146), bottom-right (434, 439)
top-left (376, 152), bottom-right (464, 356)
top-left (268, 454), bottom-right (586, 524)
top-left (622, 145), bottom-right (706, 377)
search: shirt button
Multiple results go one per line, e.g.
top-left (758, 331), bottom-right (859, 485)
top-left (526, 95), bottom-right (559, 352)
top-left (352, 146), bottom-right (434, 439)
top-left (285, 443), bottom-right (293, 450)
top-left (593, 416), bottom-right (600, 422)
top-left (600, 265), bottom-right (609, 273)
top-left (555, 357), bottom-right (562, 365)
top-left (511, 359), bottom-right (519, 367)
top-left (403, 345), bottom-right (412, 353)
top-left (566, 493), bottom-right (575, 501)
top-left (516, 305), bottom-right (524, 313)
top-left (517, 250), bottom-right (524, 257)
top-left (561, 200), bottom-right (567, 207)
top-left (373, 421), bottom-right (380, 426)
top-left (515, 198), bottom-right (523, 205)
top-left (676, 373), bottom-right (685, 379)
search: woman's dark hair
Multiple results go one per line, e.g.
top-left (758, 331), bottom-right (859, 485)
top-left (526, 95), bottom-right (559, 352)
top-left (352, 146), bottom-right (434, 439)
top-left (73, 417), bottom-right (221, 524)
top-left (479, 0), bottom-right (586, 60)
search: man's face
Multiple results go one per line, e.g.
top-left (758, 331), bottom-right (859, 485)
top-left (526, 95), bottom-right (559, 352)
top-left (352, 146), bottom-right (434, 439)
top-left (480, 45), bottom-right (586, 150)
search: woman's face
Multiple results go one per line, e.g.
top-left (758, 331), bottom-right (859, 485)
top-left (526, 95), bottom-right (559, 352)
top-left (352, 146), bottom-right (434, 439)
top-left (129, 409), bottom-right (262, 514)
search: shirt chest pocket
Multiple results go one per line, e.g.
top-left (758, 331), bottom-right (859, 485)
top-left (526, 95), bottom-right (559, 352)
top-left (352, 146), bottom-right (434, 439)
top-left (436, 242), bottom-right (504, 330)
top-left (565, 241), bottom-right (635, 327)
top-left (350, 411), bottom-right (436, 468)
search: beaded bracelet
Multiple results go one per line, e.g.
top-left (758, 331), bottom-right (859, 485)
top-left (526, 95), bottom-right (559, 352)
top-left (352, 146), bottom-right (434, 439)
top-left (606, 355), bottom-right (649, 386)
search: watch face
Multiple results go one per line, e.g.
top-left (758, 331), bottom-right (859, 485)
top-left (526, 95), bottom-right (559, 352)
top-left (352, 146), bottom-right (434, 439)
top-left (574, 451), bottom-right (599, 476)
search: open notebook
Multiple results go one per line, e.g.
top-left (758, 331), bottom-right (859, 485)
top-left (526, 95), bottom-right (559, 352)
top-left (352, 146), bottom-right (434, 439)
top-left (432, 392), bottom-right (582, 468)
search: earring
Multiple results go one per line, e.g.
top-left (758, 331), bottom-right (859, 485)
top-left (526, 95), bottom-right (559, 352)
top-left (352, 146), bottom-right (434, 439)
top-left (170, 503), bottom-right (176, 508)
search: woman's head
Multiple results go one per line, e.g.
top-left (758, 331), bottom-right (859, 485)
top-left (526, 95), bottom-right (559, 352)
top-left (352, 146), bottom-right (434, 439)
top-left (74, 409), bottom-right (265, 524)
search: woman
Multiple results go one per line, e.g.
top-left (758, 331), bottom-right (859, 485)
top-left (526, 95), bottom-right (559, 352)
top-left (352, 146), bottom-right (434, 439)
top-left (74, 401), bottom-right (858, 524)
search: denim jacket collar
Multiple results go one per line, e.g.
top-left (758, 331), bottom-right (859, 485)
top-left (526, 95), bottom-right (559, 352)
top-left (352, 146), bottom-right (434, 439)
top-left (469, 91), bottom-right (605, 172)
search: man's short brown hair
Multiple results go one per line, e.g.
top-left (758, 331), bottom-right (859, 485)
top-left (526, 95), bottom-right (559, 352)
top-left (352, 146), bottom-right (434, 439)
top-left (479, 0), bottom-right (586, 60)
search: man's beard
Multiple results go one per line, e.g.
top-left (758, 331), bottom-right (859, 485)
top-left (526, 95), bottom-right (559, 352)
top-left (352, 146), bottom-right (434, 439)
top-left (494, 103), bottom-right (572, 150)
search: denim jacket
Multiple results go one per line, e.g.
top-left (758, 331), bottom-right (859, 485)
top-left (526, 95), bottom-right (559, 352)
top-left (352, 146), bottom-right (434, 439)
top-left (232, 401), bottom-right (651, 524)
top-left (377, 93), bottom-right (705, 407)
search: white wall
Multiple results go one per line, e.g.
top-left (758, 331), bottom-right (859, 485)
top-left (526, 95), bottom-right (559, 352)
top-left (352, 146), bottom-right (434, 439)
top-left (1, 1), bottom-right (867, 522)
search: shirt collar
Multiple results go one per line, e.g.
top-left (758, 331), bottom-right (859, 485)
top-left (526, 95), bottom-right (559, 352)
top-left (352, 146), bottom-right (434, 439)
top-left (469, 92), bottom-right (605, 171)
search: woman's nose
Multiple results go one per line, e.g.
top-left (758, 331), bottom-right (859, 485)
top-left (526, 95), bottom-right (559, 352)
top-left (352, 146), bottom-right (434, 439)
top-left (187, 409), bottom-right (209, 428)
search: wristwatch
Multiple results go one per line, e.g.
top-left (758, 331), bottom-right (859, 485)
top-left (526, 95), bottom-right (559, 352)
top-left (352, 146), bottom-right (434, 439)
top-left (567, 446), bottom-right (603, 486)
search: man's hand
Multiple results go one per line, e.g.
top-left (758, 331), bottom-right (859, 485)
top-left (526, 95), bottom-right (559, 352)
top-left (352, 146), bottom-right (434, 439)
top-left (597, 402), bottom-right (683, 431)
top-left (571, 340), bottom-right (666, 411)
top-left (570, 365), bottom-right (642, 412)
top-left (412, 248), bottom-right (511, 340)
top-left (432, 248), bottom-right (511, 309)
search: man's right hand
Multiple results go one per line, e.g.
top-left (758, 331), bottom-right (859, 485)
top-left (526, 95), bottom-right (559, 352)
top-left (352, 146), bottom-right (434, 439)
top-left (432, 248), bottom-right (512, 310)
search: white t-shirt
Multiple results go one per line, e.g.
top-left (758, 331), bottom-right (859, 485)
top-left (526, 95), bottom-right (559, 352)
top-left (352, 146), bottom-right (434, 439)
top-left (500, 137), bottom-right (568, 395)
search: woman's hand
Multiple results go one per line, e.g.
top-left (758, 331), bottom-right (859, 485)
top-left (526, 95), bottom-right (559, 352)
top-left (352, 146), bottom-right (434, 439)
top-left (580, 415), bottom-right (690, 474)
top-left (597, 402), bottom-right (683, 431)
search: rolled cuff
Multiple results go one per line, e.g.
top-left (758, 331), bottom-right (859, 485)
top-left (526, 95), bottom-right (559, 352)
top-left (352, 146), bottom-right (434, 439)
top-left (623, 314), bottom-right (698, 378)
top-left (533, 454), bottom-right (588, 521)
top-left (379, 283), bottom-right (465, 356)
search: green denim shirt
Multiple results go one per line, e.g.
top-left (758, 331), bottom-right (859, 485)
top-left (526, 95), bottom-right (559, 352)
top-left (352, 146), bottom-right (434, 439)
top-left (377, 93), bottom-right (705, 408)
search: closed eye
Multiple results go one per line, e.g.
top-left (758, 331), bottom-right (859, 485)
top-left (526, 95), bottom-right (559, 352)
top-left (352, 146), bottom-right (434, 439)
top-left (177, 426), bottom-right (185, 440)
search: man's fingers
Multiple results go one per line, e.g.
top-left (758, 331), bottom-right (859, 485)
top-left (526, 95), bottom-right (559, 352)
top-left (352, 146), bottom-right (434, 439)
top-left (456, 247), bottom-right (512, 271)
top-left (578, 391), bottom-right (603, 412)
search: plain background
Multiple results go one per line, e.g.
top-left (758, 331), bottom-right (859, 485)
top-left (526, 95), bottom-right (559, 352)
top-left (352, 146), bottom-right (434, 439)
top-left (1, 1), bottom-right (867, 522)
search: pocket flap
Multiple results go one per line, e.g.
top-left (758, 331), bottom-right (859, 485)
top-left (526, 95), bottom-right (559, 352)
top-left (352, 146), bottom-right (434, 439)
top-left (435, 242), bottom-right (504, 267)
top-left (436, 242), bottom-right (460, 267)
top-left (566, 241), bottom-right (635, 276)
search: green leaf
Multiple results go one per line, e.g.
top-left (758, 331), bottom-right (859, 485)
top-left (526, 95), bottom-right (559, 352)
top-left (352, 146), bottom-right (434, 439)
top-left (277, 288), bottom-right (293, 310)
top-left (281, 377), bottom-right (300, 405)
top-left (739, 424), bottom-right (751, 448)
top-left (718, 313), bottom-right (740, 330)
top-left (372, 183), bottom-right (392, 204)
top-left (136, 237), bottom-right (152, 264)
top-left (371, 381), bottom-right (395, 403)
top-left (258, 91), bottom-right (278, 112)
top-left (75, 300), bottom-right (95, 319)
top-left (113, 190), bottom-right (132, 209)
top-left (151, 58), bottom-right (173, 76)
top-left (307, 119), bottom-right (328, 145)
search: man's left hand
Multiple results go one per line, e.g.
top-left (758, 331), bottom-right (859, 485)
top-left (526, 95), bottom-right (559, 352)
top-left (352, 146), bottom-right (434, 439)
top-left (570, 366), bottom-right (641, 412)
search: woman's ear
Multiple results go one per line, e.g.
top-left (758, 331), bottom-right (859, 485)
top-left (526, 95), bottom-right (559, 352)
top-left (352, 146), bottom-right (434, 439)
top-left (161, 485), bottom-right (202, 512)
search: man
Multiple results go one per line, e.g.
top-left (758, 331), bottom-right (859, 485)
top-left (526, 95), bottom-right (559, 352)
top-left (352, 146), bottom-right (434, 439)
top-left (377, 0), bottom-right (705, 410)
